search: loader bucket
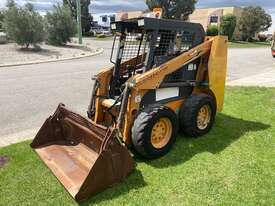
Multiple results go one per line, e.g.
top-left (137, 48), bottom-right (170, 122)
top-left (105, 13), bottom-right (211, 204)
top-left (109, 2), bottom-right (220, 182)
top-left (30, 104), bottom-right (135, 202)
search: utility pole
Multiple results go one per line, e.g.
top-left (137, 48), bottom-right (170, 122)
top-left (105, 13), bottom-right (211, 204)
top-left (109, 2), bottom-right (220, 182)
top-left (76, 0), bottom-right (82, 44)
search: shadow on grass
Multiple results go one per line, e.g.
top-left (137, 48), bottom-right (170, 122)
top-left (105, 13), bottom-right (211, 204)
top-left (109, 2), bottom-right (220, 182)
top-left (80, 169), bottom-right (146, 206)
top-left (144, 113), bottom-right (270, 168)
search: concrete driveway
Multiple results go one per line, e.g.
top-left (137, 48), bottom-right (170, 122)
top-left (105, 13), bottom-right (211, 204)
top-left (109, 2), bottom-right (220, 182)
top-left (0, 40), bottom-right (274, 146)
top-left (227, 48), bottom-right (275, 86)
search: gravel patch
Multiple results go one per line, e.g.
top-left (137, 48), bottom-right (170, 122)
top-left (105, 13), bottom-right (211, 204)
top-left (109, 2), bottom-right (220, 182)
top-left (0, 39), bottom-right (97, 66)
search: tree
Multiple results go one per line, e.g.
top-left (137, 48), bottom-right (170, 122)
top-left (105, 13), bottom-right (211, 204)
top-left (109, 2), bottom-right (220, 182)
top-left (6, 0), bottom-right (16, 8)
top-left (146, 0), bottom-right (197, 20)
top-left (0, 10), bottom-right (4, 31)
top-left (45, 5), bottom-right (76, 45)
top-left (220, 14), bottom-right (236, 40)
top-left (206, 25), bottom-right (219, 36)
top-left (0, 0), bottom-right (16, 31)
top-left (238, 6), bottom-right (272, 41)
top-left (3, 3), bottom-right (44, 48)
top-left (63, 0), bottom-right (92, 33)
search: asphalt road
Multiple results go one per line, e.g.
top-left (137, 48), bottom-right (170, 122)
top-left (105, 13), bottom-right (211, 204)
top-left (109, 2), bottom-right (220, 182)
top-left (0, 40), bottom-right (274, 145)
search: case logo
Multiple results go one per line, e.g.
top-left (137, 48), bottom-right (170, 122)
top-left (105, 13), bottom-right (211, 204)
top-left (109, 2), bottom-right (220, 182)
top-left (188, 64), bottom-right (197, 71)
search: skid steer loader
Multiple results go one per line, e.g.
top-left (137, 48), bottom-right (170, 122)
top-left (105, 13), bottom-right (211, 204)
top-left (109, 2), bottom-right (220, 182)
top-left (31, 17), bottom-right (227, 202)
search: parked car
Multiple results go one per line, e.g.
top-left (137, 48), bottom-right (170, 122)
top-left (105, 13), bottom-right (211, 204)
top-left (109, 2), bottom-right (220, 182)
top-left (89, 27), bottom-right (112, 37)
top-left (102, 29), bottom-right (111, 35)
top-left (258, 33), bottom-right (268, 42)
top-left (0, 32), bottom-right (7, 44)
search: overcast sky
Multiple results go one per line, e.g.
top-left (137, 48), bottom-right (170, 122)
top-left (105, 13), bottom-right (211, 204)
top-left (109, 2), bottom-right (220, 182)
top-left (0, 0), bottom-right (274, 32)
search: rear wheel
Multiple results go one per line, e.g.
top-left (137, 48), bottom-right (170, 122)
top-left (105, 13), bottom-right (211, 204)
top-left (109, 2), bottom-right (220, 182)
top-left (179, 93), bottom-right (216, 137)
top-left (131, 106), bottom-right (178, 159)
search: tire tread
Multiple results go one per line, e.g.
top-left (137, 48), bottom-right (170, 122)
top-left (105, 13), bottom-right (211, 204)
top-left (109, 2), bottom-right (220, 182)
top-left (132, 106), bottom-right (178, 159)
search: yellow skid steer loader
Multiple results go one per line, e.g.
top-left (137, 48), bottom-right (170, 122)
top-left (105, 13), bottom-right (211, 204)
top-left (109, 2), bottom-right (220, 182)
top-left (31, 17), bottom-right (227, 202)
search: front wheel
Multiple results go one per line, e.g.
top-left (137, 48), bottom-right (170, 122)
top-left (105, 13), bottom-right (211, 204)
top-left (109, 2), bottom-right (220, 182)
top-left (179, 93), bottom-right (216, 137)
top-left (131, 106), bottom-right (178, 159)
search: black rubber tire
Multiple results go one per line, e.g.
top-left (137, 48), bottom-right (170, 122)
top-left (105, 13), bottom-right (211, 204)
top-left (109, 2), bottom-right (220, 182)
top-left (131, 106), bottom-right (178, 159)
top-left (179, 93), bottom-right (216, 137)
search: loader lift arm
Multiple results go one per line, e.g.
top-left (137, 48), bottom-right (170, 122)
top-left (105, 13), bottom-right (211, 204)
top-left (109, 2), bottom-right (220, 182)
top-left (132, 38), bottom-right (213, 90)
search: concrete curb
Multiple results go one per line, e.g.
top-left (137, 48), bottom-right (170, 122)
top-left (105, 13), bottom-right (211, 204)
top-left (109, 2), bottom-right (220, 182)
top-left (0, 129), bottom-right (37, 148)
top-left (226, 83), bottom-right (275, 88)
top-left (0, 47), bottom-right (104, 68)
top-left (226, 67), bottom-right (275, 88)
top-left (226, 82), bottom-right (275, 88)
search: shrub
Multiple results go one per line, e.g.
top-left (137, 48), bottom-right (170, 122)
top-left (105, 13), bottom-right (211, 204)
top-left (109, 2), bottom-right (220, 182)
top-left (45, 5), bottom-right (76, 46)
top-left (97, 34), bottom-right (107, 38)
top-left (0, 10), bottom-right (4, 31)
top-left (84, 30), bottom-right (95, 37)
top-left (238, 6), bottom-right (272, 41)
top-left (220, 14), bottom-right (237, 40)
top-left (3, 3), bottom-right (44, 48)
top-left (207, 25), bottom-right (219, 36)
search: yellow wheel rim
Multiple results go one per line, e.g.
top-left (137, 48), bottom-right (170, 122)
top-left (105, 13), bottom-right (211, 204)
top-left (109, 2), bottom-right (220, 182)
top-left (197, 105), bottom-right (211, 130)
top-left (151, 117), bottom-right (172, 149)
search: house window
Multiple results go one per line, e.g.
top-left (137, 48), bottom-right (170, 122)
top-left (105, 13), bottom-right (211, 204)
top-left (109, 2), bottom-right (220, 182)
top-left (210, 16), bottom-right (218, 23)
top-left (102, 16), bottom-right (107, 22)
top-left (110, 15), bottom-right (115, 23)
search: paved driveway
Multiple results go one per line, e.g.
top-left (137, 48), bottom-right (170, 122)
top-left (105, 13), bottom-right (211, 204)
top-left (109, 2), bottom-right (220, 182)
top-left (227, 48), bottom-right (275, 86)
top-left (0, 41), bottom-right (274, 146)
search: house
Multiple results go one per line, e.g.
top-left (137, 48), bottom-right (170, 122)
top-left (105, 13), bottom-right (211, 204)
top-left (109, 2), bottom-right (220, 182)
top-left (92, 7), bottom-right (244, 39)
top-left (116, 11), bottom-right (144, 21)
top-left (188, 7), bottom-right (243, 39)
top-left (91, 13), bottom-right (116, 29)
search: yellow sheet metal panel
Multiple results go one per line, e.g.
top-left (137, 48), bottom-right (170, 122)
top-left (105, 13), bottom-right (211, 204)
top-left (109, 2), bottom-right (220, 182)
top-left (94, 67), bottom-right (113, 123)
top-left (122, 89), bottom-right (146, 144)
top-left (164, 99), bottom-right (184, 115)
top-left (208, 35), bottom-right (228, 112)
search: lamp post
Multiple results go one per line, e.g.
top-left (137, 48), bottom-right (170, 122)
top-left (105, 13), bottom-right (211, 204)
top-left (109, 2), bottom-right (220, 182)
top-left (76, 0), bottom-right (82, 44)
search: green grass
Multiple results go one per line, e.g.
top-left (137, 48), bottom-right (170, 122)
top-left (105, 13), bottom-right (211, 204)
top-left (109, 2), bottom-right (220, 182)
top-left (228, 41), bottom-right (271, 48)
top-left (1, 87), bottom-right (275, 206)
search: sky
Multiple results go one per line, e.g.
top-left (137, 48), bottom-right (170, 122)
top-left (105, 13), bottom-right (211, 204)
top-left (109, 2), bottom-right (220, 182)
top-left (0, 0), bottom-right (274, 32)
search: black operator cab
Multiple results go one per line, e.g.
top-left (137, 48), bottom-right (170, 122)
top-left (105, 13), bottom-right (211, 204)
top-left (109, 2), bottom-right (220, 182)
top-left (109, 17), bottom-right (205, 97)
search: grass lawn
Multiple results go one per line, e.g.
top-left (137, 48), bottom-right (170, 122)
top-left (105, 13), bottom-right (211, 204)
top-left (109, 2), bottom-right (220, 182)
top-left (228, 41), bottom-right (271, 48)
top-left (0, 87), bottom-right (275, 206)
